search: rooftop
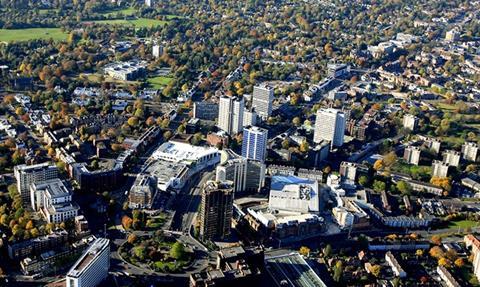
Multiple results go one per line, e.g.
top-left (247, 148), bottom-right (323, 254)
top-left (265, 252), bottom-right (327, 287)
top-left (67, 238), bottom-right (109, 278)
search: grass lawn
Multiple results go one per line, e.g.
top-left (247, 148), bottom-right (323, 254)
top-left (102, 7), bottom-right (137, 17)
top-left (0, 28), bottom-right (66, 42)
top-left (147, 76), bottom-right (174, 89)
top-left (38, 9), bottom-right (60, 15)
top-left (447, 220), bottom-right (479, 229)
top-left (88, 18), bottom-right (168, 28)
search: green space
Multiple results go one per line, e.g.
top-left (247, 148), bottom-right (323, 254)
top-left (447, 219), bottom-right (479, 229)
top-left (0, 28), bottom-right (67, 42)
top-left (102, 7), bottom-right (137, 17)
top-left (147, 76), bottom-right (174, 89)
top-left (88, 18), bottom-right (168, 28)
top-left (38, 9), bottom-right (60, 15)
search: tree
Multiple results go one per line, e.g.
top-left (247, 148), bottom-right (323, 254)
top-left (146, 116), bottom-right (155, 126)
top-left (396, 181), bottom-right (411, 194)
top-left (454, 258), bottom-right (464, 268)
top-left (281, 139), bottom-right (290, 149)
top-left (170, 242), bottom-right (186, 260)
top-left (429, 246), bottom-right (444, 259)
top-left (299, 246), bottom-right (310, 257)
top-left (415, 249), bottom-right (424, 257)
top-left (358, 175), bottom-right (369, 186)
top-left (122, 216), bottom-right (133, 230)
top-left (372, 180), bottom-right (386, 192)
top-left (324, 244), bottom-right (332, 258)
top-left (292, 117), bottom-right (301, 126)
top-left (127, 233), bottom-right (137, 244)
top-left (438, 257), bottom-right (451, 267)
top-left (333, 261), bottom-right (343, 282)
top-left (127, 117), bottom-right (139, 127)
top-left (431, 235), bottom-right (442, 246)
top-left (299, 140), bottom-right (309, 153)
top-left (373, 159), bottom-right (384, 170)
top-left (370, 264), bottom-right (382, 278)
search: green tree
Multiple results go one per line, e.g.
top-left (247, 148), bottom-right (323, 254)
top-left (333, 261), bottom-right (343, 282)
top-left (170, 242), bottom-right (186, 260)
top-left (372, 180), bottom-right (386, 192)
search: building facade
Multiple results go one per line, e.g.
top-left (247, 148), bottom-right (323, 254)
top-left (66, 238), bottom-right (110, 287)
top-left (241, 126), bottom-right (268, 162)
top-left (403, 146), bottom-right (421, 165)
top-left (313, 108), bottom-right (346, 147)
top-left (217, 96), bottom-right (244, 135)
top-left (251, 85), bottom-right (273, 120)
top-left (14, 162), bottom-right (58, 205)
top-left (199, 181), bottom-right (234, 241)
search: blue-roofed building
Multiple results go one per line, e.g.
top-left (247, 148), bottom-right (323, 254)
top-left (268, 175), bottom-right (322, 213)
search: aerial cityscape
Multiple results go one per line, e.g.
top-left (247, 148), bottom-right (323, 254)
top-left (0, 0), bottom-right (479, 286)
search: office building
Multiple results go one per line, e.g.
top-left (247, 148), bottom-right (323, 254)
top-left (403, 146), bottom-right (421, 165)
top-left (128, 174), bottom-right (155, 209)
top-left (66, 238), bottom-right (110, 287)
top-left (193, 102), bottom-right (218, 121)
top-left (241, 126), bottom-right (268, 162)
top-left (14, 162), bottom-right (58, 205)
top-left (443, 150), bottom-right (461, 167)
top-left (268, 175), bottom-right (322, 213)
top-left (31, 179), bottom-right (79, 224)
top-left (313, 108), bottom-right (346, 147)
top-left (251, 85), bottom-right (273, 120)
top-left (403, 114), bottom-right (418, 131)
top-left (462, 142), bottom-right (479, 162)
top-left (432, 160), bottom-right (449, 178)
top-left (217, 96), bottom-right (244, 135)
top-left (152, 43), bottom-right (163, 58)
top-left (199, 181), bottom-right (234, 241)
top-left (216, 158), bottom-right (265, 193)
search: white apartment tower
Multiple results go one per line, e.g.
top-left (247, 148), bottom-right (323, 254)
top-left (252, 85), bottom-right (274, 120)
top-left (403, 114), bottom-right (418, 131)
top-left (66, 238), bottom-right (110, 287)
top-left (403, 146), bottom-right (421, 166)
top-left (314, 108), bottom-right (346, 147)
top-left (432, 160), bottom-right (449, 178)
top-left (14, 162), bottom-right (58, 205)
top-left (217, 96), bottom-right (244, 135)
top-left (442, 150), bottom-right (461, 167)
top-left (462, 142), bottom-right (479, 162)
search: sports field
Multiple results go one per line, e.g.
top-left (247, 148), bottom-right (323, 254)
top-left (0, 28), bottom-right (66, 42)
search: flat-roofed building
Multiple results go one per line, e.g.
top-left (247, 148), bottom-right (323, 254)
top-left (269, 175), bottom-right (323, 214)
top-left (14, 162), bottom-right (58, 205)
top-left (252, 84), bottom-right (273, 120)
top-left (199, 181), bottom-right (234, 241)
top-left (385, 251), bottom-right (406, 278)
top-left (462, 142), bottom-right (479, 162)
top-left (30, 179), bottom-right (79, 224)
top-left (403, 114), bottom-right (418, 131)
top-left (216, 157), bottom-right (265, 194)
top-left (404, 146), bottom-right (421, 165)
top-left (265, 252), bottom-right (328, 287)
top-left (432, 160), bottom-right (449, 178)
top-left (66, 238), bottom-right (110, 287)
top-left (443, 150), bottom-right (461, 167)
